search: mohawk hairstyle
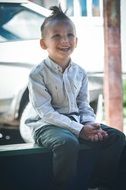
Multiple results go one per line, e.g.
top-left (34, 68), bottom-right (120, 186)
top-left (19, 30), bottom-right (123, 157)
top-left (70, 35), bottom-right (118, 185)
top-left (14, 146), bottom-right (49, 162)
top-left (40, 5), bottom-right (71, 38)
top-left (49, 5), bottom-right (68, 18)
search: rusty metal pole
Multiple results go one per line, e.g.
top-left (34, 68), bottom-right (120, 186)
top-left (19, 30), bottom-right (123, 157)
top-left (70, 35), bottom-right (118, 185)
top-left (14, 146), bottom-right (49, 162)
top-left (103, 0), bottom-right (123, 131)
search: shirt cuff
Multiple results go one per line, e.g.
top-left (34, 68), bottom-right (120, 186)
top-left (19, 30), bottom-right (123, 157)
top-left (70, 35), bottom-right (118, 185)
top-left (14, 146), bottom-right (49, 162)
top-left (69, 121), bottom-right (84, 136)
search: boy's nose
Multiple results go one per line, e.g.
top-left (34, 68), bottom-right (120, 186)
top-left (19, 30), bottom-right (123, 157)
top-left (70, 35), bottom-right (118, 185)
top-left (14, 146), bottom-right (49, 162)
top-left (60, 36), bottom-right (69, 43)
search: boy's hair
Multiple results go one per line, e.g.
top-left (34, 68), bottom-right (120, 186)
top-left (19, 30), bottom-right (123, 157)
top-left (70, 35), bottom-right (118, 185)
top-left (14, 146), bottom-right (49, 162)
top-left (41, 5), bottom-right (73, 38)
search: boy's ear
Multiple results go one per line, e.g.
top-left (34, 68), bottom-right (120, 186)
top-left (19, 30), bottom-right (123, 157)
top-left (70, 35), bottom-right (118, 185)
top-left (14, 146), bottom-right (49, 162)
top-left (75, 37), bottom-right (78, 48)
top-left (40, 39), bottom-right (47, 50)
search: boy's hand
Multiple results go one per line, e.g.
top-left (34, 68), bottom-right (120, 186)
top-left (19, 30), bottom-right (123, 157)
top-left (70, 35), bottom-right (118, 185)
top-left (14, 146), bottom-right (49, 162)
top-left (79, 123), bottom-right (108, 142)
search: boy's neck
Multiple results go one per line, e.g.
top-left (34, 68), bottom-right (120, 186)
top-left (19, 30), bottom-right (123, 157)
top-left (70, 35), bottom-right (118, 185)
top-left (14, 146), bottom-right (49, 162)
top-left (49, 57), bottom-right (71, 71)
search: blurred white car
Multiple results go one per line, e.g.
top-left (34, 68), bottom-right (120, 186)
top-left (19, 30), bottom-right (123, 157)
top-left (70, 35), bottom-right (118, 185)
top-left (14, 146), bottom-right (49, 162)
top-left (0, 0), bottom-right (50, 126)
top-left (0, 0), bottom-right (103, 128)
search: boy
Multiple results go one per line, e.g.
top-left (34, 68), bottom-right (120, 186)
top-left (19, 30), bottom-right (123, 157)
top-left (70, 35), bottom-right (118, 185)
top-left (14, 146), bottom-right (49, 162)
top-left (21, 5), bottom-right (126, 190)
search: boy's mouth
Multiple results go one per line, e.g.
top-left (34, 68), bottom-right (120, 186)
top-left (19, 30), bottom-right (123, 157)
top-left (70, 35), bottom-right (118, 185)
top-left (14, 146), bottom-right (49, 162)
top-left (58, 47), bottom-right (71, 52)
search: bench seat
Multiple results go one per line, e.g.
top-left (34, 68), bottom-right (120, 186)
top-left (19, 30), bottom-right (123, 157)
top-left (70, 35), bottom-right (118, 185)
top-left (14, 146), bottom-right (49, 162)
top-left (0, 143), bottom-right (52, 190)
top-left (0, 143), bottom-right (105, 190)
top-left (0, 142), bottom-right (49, 157)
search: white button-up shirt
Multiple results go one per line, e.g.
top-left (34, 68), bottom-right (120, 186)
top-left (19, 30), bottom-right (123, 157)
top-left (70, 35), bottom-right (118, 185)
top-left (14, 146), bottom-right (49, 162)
top-left (24, 57), bottom-right (96, 136)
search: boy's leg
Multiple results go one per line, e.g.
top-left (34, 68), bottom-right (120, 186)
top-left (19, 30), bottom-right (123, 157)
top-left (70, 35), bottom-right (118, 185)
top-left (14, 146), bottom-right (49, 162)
top-left (34, 125), bottom-right (80, 190)
top-left (33, 124), bottom-right (126, 189)
top-left (77, 148), bottom-right (101, 190)
top-left (88, 124), bottom-right (126, 189)
top-left (34, 125), bottom-right (99, 190)
top-left (113, 143), bottom-right (126, 190)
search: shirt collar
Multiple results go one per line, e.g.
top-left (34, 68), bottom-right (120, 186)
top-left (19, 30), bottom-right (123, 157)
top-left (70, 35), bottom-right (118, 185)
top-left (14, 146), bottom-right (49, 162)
top-left (45, 57), bottom-right (72, 73)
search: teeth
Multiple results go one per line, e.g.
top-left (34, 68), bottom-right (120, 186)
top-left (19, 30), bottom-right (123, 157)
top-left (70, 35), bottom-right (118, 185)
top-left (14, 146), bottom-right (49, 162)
top-left (59, 48), bottom-right (69, 51)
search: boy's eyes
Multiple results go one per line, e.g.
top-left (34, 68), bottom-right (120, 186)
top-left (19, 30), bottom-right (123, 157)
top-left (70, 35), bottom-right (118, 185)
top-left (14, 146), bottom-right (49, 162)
top-left (67, 33), bottom-right (75, 39)
top-left (68, 33), bottom-right (75, 37)
top-left (52, 34), bottom-right (61, 39)
top-left (51, 33), bottom-right (75, 40)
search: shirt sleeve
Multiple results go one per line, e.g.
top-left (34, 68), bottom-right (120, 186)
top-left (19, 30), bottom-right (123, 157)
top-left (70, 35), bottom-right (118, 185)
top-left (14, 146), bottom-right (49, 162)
top-left (76, 71), bottom-right (96, 124)
top-left (28, 69), bottom-right (83, 136)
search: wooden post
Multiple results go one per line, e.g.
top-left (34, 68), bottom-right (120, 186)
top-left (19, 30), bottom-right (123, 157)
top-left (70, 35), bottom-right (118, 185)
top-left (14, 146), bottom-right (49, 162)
top-left (103, 0), bottom-right (123, 131)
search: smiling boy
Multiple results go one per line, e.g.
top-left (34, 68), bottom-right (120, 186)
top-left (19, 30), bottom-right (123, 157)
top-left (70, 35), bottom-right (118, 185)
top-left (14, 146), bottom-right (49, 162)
top-left (21, 5), bottom-right (126, 190)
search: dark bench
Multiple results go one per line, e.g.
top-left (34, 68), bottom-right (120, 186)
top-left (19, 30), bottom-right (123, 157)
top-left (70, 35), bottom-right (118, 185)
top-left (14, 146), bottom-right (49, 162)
top-left (0, 143), bottom-right (104, 190)
top-left (0, 142), bottom-right (50, 157)
top-left (0, 143), bottom-right (53, 190)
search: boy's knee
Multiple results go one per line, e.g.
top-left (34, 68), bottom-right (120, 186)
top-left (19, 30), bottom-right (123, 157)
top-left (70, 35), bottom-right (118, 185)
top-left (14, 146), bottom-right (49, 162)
top-left (55, 134), bottom-right (79, 155)
top-left (102, 124), bottom-right (125, 141)
top-left (110, 128), bottom-right (125, 141)
top-left (105, 127), bottom-right (126, 149)
top-left (64, 135), bottom-right (79, 150)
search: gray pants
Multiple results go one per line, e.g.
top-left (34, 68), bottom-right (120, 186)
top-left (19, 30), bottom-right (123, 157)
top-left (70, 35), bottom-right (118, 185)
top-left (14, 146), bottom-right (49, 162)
top-left (34, 124), bottom-right (125, 190)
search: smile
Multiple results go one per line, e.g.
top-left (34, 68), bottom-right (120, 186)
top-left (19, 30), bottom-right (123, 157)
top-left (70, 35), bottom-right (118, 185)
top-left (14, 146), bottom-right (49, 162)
top-left (58, 47), bottom-right (70, 52)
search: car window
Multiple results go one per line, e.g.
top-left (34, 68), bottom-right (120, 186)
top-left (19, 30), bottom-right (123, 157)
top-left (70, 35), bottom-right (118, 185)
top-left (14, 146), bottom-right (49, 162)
top-left (0, 3), bottom-right (45, 42)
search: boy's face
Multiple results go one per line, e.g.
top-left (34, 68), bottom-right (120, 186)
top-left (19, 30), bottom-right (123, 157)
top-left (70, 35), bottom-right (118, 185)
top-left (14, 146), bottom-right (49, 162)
top-left (40, 19), bottom-right (77, 65)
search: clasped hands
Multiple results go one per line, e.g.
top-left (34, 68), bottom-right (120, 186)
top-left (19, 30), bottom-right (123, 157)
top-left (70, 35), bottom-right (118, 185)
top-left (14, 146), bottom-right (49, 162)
top-left (79, 123), bottom-right (108, 142)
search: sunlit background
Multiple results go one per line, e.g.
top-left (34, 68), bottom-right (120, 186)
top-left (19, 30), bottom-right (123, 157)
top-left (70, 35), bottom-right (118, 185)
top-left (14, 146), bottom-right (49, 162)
top-left (0, 0), bottom-right (126, 144)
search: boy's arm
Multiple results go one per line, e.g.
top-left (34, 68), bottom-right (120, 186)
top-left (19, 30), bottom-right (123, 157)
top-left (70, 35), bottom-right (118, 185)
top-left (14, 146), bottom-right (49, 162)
top-left (76, 72), bottom-right (96, 124)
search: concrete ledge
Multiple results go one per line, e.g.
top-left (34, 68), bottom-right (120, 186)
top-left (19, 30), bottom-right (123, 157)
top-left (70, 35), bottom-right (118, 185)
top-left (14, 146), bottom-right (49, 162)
top-left (0, 143), bottom-right (50, 156)
top-left (0, 143), bottom-right (52, 190)
top-left (0, 143), bottom-right (108, 190)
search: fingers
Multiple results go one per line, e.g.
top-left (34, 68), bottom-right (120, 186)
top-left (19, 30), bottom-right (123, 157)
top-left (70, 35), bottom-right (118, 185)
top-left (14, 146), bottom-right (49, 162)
top-left (88, 134), bottom-right (101, 142)
top-left (88, 129), bottom-right (108, 142)
top-left (100, 130), bottom-right (108, 138)
top-left (97, 132), bottom-right (104, 141)
top-left (80, 123), bottom-right (109, 142)
top-left (89, 134), bottom-right (99, 142)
